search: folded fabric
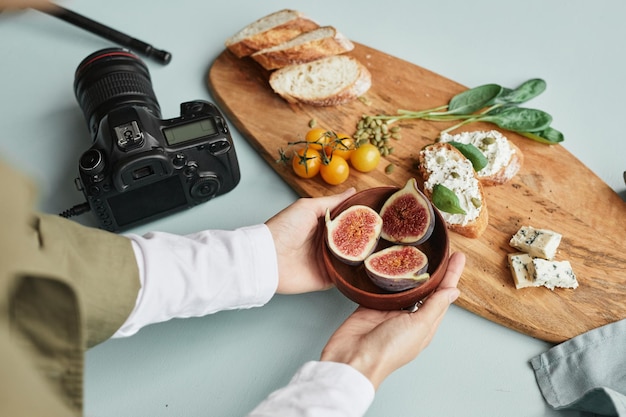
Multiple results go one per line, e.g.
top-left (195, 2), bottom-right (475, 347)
top-left (530, 318), bottom-right (626, 416)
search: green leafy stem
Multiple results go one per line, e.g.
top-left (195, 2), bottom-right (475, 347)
top-left (365, 79), bottom-right (563, 144)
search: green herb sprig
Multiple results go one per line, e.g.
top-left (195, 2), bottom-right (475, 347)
top-left (357, 79), bottom-right (563, 145)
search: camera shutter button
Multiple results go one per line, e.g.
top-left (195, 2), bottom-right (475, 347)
top-left (184, 161), bottom-right (198, 177)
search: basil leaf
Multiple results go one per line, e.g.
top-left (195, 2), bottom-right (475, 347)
top-left (448, 141), bottom-right (488, 172)
top-left (447, 84), bottom-right (503, 115)
top-left (432, 184), bottom-right (466, 215)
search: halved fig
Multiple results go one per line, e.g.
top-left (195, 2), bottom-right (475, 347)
top-left (325, 205), bottom-right (383, 265)
top-left (379, 178), bottom-right (435, 245)
top-left (365, 245), bottom-right (430, 292)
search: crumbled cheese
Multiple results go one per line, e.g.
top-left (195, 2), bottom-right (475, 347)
top-left (529, 259), bottom-right (579, 290)
top-left (439, 130), bottom-right (515, 177)
top-left (509, 225), bottom-right (562, 260)
top-left (508, 252), bottom-right (538, 289)
top-left (421, 146), bottom-right (482, 226)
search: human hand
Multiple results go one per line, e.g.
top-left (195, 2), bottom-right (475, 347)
top-left (320, 251), bottom-right (465, 389)
top-left (1, 0), bottom-right (51, 11)
top-left (265, 187), bottom-right (356, 294)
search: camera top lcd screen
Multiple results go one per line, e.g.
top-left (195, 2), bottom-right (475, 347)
top-left (163, 119), bottom-right (218, 146)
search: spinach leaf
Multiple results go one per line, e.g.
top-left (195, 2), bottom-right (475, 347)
top-left (481, 107), bottom-right (552, 132)
top-left (520, 127), bottom-right (564, 144)
top-left (448, 141), bottom-right (488, 171)
top-left (495, 79), bottom-right (546, 105)
top-left (359, 78), bottom-right (563, 145)
top-left (447, 84), bottom-right (503, 115)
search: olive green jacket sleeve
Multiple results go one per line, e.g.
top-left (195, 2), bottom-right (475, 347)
top-left (1, 159), bottom-right (140, 416)
top-left (29, 213), bottom-right (141, 347)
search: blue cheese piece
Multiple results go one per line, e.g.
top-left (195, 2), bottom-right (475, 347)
top-left (529, 259), bottom-right (578, 290)
top-left (509, 226), bottom-right (562, 260)
top-left (507, 252), bottom-right (539, 289)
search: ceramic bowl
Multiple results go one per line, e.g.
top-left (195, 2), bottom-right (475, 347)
top-left (321, 186), bottom-right (450, 310)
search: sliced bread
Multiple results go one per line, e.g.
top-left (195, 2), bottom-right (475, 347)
top-left (251, 26), bottom-right (354, 70)
top-left (225, 9), bottom-right (319, 58)
top-left (269, 55), bottom-right (371, 106)
top-left (438, 130), bottom-right (523, 186)
top-left (418, 142), bottom-right (488, 238)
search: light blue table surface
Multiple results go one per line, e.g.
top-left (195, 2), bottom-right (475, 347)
top-left (1, 1), bottom-right (625, 416)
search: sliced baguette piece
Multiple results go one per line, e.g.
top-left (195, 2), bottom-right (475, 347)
top-left (225, 9), bottom-right (319, 58)
top-left (438, 130), bottom-right (523, 186)
top-left (418, 142), bottom-right (488, 239)
top-left (269, 55), bottom-right (371, 106)
top-left (251, 26), bottom-right (354, 70)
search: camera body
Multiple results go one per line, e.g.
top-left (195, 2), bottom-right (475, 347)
top-left (77, 100), bottom-right (240, 231)
top-left (74, 49), bottom-right (240, 231)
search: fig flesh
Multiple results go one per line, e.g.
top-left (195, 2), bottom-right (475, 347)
top-left (364, 245), bottom-right (430, 292)
top-left (379, 178), bottom-right (435, 245)
top-left (325, 205), bottom-right (383, 265)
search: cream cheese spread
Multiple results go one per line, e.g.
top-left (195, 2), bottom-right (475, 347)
top-left (439, 130), bottom-right (514, 178)
top-left (421, 145), bottom-right (482, 226)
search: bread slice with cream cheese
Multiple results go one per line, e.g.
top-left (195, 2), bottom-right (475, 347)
top-left (251, 26), bottom-right (354, 70)
top-left (418, 142), bottom-right (488, 238)
top-left (225, 9), bottom-right (319, 58)
top-left (438, 130), bottom-right (523, 186)
top-left (269, 55), bottom-right (371, 106)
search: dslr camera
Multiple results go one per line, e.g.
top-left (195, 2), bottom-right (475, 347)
top-left (73, 48), bottom-right (240, 231)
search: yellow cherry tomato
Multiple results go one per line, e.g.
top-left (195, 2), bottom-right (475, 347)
top-left (326, 133), bottom-right (356, 160)
top-left (292, 148), bottom-right (321, 178)
top-left (305, 127), bottom-right (332, 151)
top-left (350, 143), bottom-right (381, 173)
top-left (320, 155), bottom-right (350, 185)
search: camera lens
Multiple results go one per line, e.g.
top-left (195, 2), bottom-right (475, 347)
top-left (74, 47), bottom-right (161, 138)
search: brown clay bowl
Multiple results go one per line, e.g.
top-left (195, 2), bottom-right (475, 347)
top-left (321, 186), bottom-right (450, 310)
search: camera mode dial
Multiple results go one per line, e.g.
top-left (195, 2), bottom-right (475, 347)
top-left (79, 149), bottom-right (106, 182)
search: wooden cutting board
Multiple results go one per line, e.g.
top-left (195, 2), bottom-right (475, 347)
top-left (207, 43), bottom-right (626, 343)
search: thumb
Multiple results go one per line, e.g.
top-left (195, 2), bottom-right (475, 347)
top-left (413, 287), bottom-right (460, 326)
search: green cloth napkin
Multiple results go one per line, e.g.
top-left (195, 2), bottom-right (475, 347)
top-left (531, 318), bottom-right (626, 416)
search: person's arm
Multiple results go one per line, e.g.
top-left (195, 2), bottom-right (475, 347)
top-left (109, 187), bottom-right (462, 417)
top-left (114, 225), bottom-right (279, 337)
top-left (247, 252), bottom-right (464, 416)
top-left (33, 213), bottom-right (141, 347)
top-left (114, 188), bottom-right (357, 337)
top-left (247, 361), bottom-right (375, 417)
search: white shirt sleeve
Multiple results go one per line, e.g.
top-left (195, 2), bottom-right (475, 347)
top-left (112, 223), bottom-right (375, 417)
top-left (113, 224), bottom-right (279, 337)
top-left (247, 361), bottom-right (375, 417)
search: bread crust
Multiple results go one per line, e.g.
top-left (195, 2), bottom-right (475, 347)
top-left (251, 26), bottom-right (354, 70)
top-left (418, 143), bottom-right (488, 239)
top-left (225, 10), bottom-right (319, 58)
top-left (480, 141), bottom-right (524, 186)
top-left (268, 55), bottom-right (371, 106)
